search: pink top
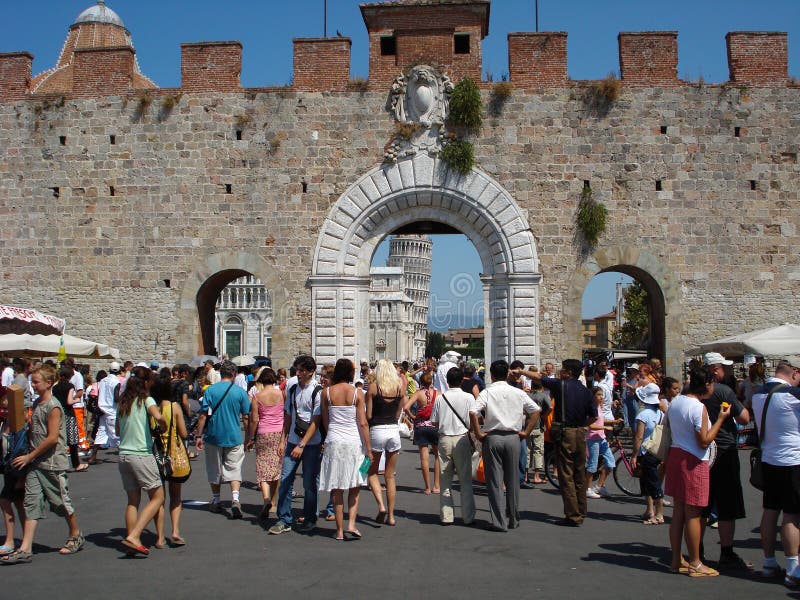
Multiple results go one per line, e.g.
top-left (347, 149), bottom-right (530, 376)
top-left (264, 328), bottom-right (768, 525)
top-left (586, 413), bottom-right (606, 441)
top-left (257, 401), bottom-right (284, 434)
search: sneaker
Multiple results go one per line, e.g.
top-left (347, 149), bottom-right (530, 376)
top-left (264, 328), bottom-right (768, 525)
top-left (586, 488), bottom-right (601, 499)
top-left (596, 486), bottom-right (612, 498)
top-left (268, 521), bottom-right (292, 535)
top-left (230, 500), bottom-right (242, 519)
top-left (718, 552), bottom-right (753, 570)
top-left (520, 481), bottom-right (535, 489)
top-left (209, 500), bottom-right (223, 514)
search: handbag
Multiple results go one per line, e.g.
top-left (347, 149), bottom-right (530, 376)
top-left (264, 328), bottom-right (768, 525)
top-left (166, 403), bottom-right (191, 483)
top-left (441, 392), bottom-right (480, 478)
top-left (642, 410), bottom-right (671, 462)
top-left (151, 421), bottom-right (172, 481)
top-left (750, 383), bottom-right (787, 491)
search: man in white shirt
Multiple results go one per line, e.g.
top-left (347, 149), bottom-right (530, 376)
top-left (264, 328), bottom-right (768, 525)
top-left (470, 360), bottom-right (540, 532)
top-left (434, 351), bottom-right (460, 392)
top-left (88, 361), bottom-right (121, 464)
top-left (0, 358), bottom-right (13, 388)
top-left (432, 366), bottom-right (477, 526)
top-left (205, 360), bottom-right (221, 385)
top-left (751, 356), bottom-right (800, 582)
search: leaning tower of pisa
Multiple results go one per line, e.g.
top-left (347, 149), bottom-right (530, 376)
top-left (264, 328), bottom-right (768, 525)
top-left (387, 234), bottom-right (433, 360)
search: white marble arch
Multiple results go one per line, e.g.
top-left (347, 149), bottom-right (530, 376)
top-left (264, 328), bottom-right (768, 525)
top-left (309, 153), bottom-right (541, 366)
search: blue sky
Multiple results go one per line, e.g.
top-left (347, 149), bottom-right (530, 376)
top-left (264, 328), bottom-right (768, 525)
top-left (3, 0), bottom-right (797, 324)
top-left (2, 1), bottom-right (796, 86)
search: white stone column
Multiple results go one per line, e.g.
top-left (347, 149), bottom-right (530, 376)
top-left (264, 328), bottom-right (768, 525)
top-left (308, 275), bottom-right (370, 365)
top-left (482, 273), bottom-right (541, 366)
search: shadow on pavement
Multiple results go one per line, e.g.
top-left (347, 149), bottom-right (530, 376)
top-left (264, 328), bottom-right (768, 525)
top-left (583, 541), bottom-right (671, 573)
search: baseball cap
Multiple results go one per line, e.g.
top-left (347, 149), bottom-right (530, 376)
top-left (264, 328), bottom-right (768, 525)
top-left (704, 352), bottom-right (733, 366)
top-left (150, 360), bottom-right (160, 370)
top-left (109, 361), bottom-right (120, 372)
top-left (136, 361), bottom-right (148, 368)
top-left (627, 363), bottom-right (640, 371)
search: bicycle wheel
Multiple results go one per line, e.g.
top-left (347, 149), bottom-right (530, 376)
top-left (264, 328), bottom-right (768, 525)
top-left (613, 455), bottom-right (643, 497)
top-left (545, 452), bottom-right (559, 489)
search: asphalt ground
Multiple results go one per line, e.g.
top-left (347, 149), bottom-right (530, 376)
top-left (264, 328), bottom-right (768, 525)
top-left (0, 440), bottom-right (792, 600)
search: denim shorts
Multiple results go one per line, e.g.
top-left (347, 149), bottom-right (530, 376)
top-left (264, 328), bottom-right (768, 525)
top-left (586, 438), bottom-right (615, 473)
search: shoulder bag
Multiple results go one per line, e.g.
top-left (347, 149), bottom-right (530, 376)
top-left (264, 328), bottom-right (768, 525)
top-left (290, 383), bottom-right (323, 440)
top-left (166, 402), bottom-right (191, 483)
top-left (750, 383), bottom-right (787, 491)
top-left (642, 409), bottom-right (671, 462)
top-left (548, 380), bottom-right (566, 443)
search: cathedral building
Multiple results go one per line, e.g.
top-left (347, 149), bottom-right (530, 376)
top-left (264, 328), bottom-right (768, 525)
top-left (368, 235), bottom-right (432, 362)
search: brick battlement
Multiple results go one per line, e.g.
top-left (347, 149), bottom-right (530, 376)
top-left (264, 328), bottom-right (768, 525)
top-left (0, 7), bottom-right (793, 100)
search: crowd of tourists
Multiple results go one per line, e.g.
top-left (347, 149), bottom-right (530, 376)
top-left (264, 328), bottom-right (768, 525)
top-left (0, 350), bottom-right (799, 587)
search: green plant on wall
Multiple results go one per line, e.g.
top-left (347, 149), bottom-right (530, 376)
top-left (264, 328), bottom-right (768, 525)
top-left (448, 77), bottom-right (482, 132)
top-left (439, 138), bottom-right (474, 175)
top-left (576, 182), bottom-right (607, 248)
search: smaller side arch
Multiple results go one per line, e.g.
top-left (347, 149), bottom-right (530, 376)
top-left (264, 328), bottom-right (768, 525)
top-left (175, 251), bottom-right (290, 367)
top-left (564, 247), bottom-right (682, 377)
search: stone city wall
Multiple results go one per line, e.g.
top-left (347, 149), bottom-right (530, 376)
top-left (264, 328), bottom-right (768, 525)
top-left (0, 25), bottom-right (798, 373)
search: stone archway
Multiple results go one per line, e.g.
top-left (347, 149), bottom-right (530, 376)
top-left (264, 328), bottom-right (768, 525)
top-left (564, 246), bottom-right (681, 377)
top-left (309, 153), bottom-right (541, 366)
top-left (176, 251), bottom-right (290, 367)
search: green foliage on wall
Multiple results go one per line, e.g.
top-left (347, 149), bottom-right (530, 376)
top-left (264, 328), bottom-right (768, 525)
top-left (448, 77), bottom-right (483, 132)
top-left (576, 182), bottom-right (607, 248)
top-left (440, 138), bottom-right (474, 174)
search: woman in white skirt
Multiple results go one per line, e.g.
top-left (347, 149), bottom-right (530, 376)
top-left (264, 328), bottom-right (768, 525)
top-left (319, 359), bottom-right (372, 540)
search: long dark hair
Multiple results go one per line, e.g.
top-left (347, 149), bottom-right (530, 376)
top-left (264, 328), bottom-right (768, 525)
top-left (117, 366), bottom-right (153, 417)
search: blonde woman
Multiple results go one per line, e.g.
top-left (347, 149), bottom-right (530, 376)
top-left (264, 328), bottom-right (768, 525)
top-left (366, 359), bottom-right (405, 526)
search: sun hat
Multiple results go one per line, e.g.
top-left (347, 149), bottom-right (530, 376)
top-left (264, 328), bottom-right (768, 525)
top-left (635, 382), bottom-right (661, 405)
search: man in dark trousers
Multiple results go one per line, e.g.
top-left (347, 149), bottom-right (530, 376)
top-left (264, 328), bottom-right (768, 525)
top-left (702, 352), bottom-right (751, 569)
top-left (525, 359), bottom-right (595, 526)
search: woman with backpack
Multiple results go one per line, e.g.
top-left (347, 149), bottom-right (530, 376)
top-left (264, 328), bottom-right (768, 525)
top-left (404, 371), bottom-right (440, 495)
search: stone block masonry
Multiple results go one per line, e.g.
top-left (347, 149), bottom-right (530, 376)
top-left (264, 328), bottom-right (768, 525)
top-left (0, 0), bottom-right (797, 373)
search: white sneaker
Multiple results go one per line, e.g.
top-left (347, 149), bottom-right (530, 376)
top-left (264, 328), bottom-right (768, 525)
top-left (586, 488), bottom-right (601, 499)
top-left (596, 486), bottom-right (611, 498)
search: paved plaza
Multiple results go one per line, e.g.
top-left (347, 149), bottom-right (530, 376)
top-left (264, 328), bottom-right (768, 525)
top-left (0, 439), bottom-right (787, 599)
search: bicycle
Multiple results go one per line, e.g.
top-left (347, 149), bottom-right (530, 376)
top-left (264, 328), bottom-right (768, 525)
top-left (607, 425), bottom-right (642, 497)
top-left (543, 425), bottom-right (642, 497)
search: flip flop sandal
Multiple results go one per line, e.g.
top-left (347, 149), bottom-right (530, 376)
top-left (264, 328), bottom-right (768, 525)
top-left (170, 537), bottom-right (186, 547)
top-left (687, 564), bottom-right (719, 578)
top-left (375, 511), bottom-right (386, 524)
top-left (345, 529), bottom-right (362, 539)
top-left (0, 550), bottom-right (32, 565)
top-left (120, 539), bottom-right (149, 556)
top-left (0, 545), bottom-right (14, 556)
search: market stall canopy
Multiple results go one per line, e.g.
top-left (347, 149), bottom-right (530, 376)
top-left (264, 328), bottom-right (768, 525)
top-left (0, 305), bottom-right (65, 335)
top-left (0, 333), bottom-right (120, 359)
top-left (688, 323), bottom-right (800, 358)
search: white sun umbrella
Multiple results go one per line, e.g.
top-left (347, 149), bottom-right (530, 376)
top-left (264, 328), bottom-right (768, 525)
top-left (230, 355), bottom-right (256, 367)
top-left (0, 333), bottom-right (120, 359)
top-left (688, 323), bottom-right (800, 358)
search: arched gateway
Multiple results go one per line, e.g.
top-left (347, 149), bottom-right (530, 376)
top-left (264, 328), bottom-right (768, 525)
top-left (309, 152), bottom-right (541, 366)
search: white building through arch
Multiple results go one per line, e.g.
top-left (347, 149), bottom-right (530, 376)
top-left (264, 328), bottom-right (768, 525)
top-left (215, 275), bottom-right (272, 358)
